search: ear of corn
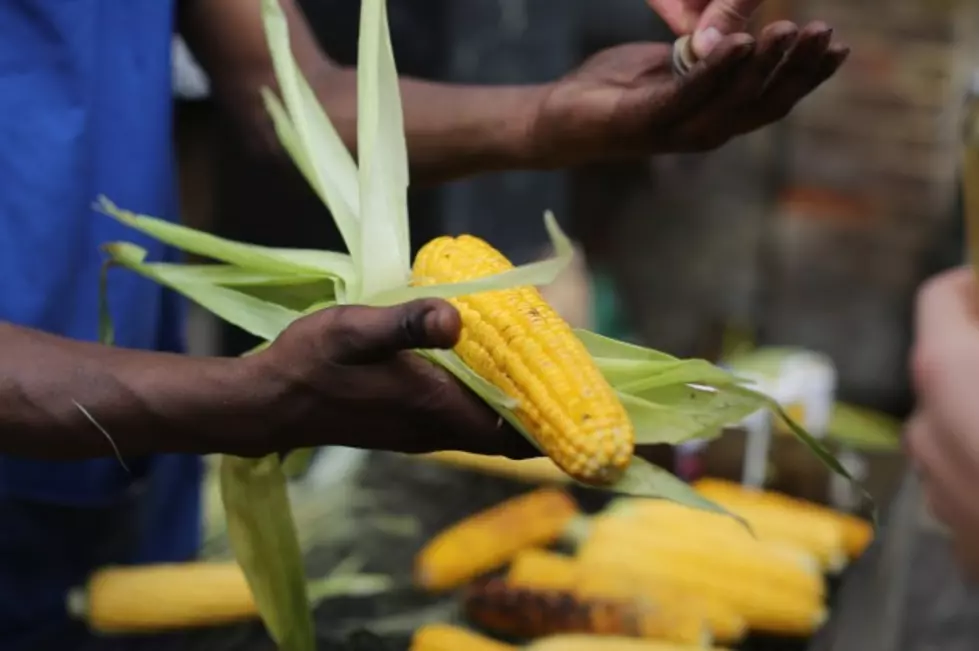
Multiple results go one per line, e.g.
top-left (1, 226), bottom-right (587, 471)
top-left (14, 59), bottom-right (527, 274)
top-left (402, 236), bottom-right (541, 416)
top-left (506, 549), bottom-right (746, 644)
top-left (67, 563), bottom-right (258, 633)
top-left (528, 635), bottom-right (732, 651)
top-left (506, 549), bottom-right (580, 593)
top-left (412, 235), bottom-right (634, 486)
top-left (692, 478), bottom-right (874, 559)
top-left (584, 512), bottom-right (826, 599)
top-left (575, 540), bottom-right (827, 637)
top-left (414, 488), bottom-right (580, 592)
top-left (463, 578), bottom-right (712, 647)
top-left (612, 496), bottom-right (845, 572)
top-left (419, 451), bottom-right (570, 485)
top-left (410, 624), bottom-right (517, 651)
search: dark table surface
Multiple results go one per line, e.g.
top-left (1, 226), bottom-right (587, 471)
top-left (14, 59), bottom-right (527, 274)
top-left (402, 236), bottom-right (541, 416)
top-left (85, 455), bottom-right (979, 651)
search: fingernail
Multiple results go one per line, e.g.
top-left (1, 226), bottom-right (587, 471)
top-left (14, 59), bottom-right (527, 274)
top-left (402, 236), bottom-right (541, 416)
top-left (692, 27), bottom-right (723, 58)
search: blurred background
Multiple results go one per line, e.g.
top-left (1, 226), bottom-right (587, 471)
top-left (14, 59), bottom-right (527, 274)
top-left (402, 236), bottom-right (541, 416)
top-left (164, 1), bottom-right (979, 650)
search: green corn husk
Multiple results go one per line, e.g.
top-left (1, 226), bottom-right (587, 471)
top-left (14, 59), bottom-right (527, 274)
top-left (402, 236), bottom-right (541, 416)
top-left (95, 1), bottom-right (863, 648)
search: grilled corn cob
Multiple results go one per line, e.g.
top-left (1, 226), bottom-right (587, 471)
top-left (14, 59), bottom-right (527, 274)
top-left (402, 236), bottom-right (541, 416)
top-left (410, 624), bottom-right (517, 651)
top-left (605, 499), bottom-right (820, 571)
top-left (414, 488), bottom-right (580, 592)
top-left (529, 636), bottom-right (731, 651)
top-left (583, 513), bottom-right (825, 599)
top-left (67, 562), bottom-right (258, 633)
top-left (506, 549), bottom-right (747, 644)
top-left (612, 496), bottom-right (844, 572)
top-left (576, 540), bottom-right (826, 636)
top-left (420, 451), bottom-right (570, 485)
top-left (412, 235), bottom-right (634, 485)
top-left (693, 478), bottom-right (873, 558)
top-left (464, 577), bottom-right (711, 647)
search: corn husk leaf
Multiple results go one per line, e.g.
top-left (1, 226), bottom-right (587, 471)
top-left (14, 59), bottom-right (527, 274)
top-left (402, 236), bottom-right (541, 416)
top-left (103, 243), bottom-right (300, 341)
top-left (367, 211), bottom-right (573, 307)
top-left (356, 0), bottom-right (409, 297)
top-left (828, 402), bottom-right (902, 451)
top-left (261, 0), bottom-right (360, 255)
top-left (96, 197), bottom-right (354, 285)
top-left (619, 386), bottom-right (764, 446)
top-left (574, 329), bottom-right (677, 362)
top-left (220, 454), bottom-right (313, 651)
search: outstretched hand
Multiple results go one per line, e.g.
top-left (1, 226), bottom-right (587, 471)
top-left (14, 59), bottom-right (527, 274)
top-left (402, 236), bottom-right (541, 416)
top-left (531, 20), bottom-right (847, 164)
top-left (257, 298), bottom-right (536, 459)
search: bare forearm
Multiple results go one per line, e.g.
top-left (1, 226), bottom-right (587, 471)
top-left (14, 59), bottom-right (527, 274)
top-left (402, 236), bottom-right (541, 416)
top-left (305, 68), bottom-right (546, 184)
top-left (0, 323), bottom-right (281, 461)
top-left (180, 0), bottom-right (548, 185)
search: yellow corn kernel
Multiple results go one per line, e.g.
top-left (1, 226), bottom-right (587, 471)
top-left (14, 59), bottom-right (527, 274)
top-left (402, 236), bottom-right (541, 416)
top-left (577, 541), bottom-right (827, 637)
top-left (414, 488), bottom-right (580, 592)
top-left (507, 548), bottom-right (579, 592)
top-left (410, 624), bottom-right (516, 651)
top-left (67, 562), bottom-right (258, 633)
top-left (693, 478), bottom-right (874, 559)
top-left (412, 234), bottom-right (634, 485)
top-left (419, 451), bottom-right (570, 485)
top-left (529, 635), bottom-right (732, 651)
top-left (586, 513), bottom-right (825, 599)
top-left (506, 549), bottom-right (746, 644)
top-left (613, 497), bottom-right (843, 572)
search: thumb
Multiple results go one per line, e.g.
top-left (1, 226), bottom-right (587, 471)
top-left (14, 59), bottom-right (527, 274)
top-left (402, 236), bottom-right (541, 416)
top-left (327, 298), bottom-right (462, 365)
top-left (693, 0), bottom-right (761, 57)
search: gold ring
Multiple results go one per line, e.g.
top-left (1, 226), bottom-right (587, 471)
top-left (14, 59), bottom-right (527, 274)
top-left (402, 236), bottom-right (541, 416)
top-left (672, 35), bottom-right (698, 77)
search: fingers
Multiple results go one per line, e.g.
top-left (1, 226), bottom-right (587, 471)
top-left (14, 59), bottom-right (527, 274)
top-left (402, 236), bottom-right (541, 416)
top-left (661, 34), bottom-right (756, 124)
top-left (410, 361), bottom-right (541, 459)
top-left (911, 267), bottom-right (979, 398)
top-left (646, 0), bottom-right (704, 35)
top-left (915, 267), bottom-right (977, 341)
top-left (694, 0), bottom-right (764, 56)
top-left (746, 22), bottom-right (846, 128)
top-left (672, 21), bottom-right (797, 142)
top-left (323, 299), bottom-right (462, 365)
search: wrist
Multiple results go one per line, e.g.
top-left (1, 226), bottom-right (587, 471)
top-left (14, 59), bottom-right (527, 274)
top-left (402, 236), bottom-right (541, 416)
top-left (503, 83), bottom-right (557, 170)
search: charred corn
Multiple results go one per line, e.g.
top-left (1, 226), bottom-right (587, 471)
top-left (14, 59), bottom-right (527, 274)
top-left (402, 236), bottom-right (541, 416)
top-left (529, 636), bottom-right (731, 651)
top-left (506, 549), bottom-right (746, 644)
top-left (67, 562), bottom-right (258, 633)
top-left (412, 235), bottom-right (634, 485)
top-left (693, 478), bottom-right (873, 559)
top-left (464, 578), bottom-right (711, 647)
top-left (420, 451), bottom-right (570, 485)
top-left (410, 624), bottom-right (517, 651)
top-left (576, 540), bottom-right (827, 636)
top-left (414, 488), bottom-right (580, 592)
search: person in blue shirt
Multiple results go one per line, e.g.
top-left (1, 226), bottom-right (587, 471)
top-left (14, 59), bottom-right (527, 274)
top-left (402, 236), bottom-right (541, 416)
top-left (0, 0), bottom-right (845, 647)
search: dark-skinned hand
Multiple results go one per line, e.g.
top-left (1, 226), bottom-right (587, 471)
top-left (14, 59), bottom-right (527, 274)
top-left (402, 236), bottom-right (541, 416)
top-left (531, 20), bottom-right (848, 165)
top-left (254, 298), bottom-right (536, 459)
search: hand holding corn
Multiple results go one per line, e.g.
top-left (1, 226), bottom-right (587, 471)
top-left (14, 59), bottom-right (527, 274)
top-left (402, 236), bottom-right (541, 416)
top-left (0, 298), bottom-right (533, 462)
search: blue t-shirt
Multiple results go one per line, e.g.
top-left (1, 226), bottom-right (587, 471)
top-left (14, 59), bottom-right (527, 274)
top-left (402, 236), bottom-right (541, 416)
top-left (0, 1), bottom-right (204, 646)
